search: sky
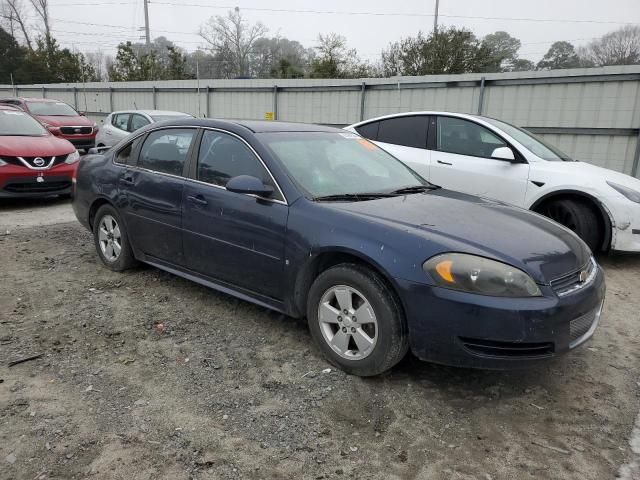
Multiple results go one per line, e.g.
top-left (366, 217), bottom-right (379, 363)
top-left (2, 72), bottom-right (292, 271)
top-left (44, 0), bottom-right (640, 63)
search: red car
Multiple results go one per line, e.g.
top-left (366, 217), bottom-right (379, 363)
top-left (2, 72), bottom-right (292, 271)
top-left (0, 105), bottom-right (80, 198)
top-left (0, 97), bottom-right (97, 151)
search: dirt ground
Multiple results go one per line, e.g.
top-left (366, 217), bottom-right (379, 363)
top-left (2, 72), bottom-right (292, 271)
top-left (1, 199), bottom-right (639, 480)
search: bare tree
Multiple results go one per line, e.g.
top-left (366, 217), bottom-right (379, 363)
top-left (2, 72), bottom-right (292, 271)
top-left (199, 7), bottom-right (267, 78)
top-left (85, 50), bottom-right (107, 81)
top-left (29, 0), bottom-right (51, 43)
top-left (1, 0), bottom-right (32, 50)
top-left (580, 25), bottom-right (640, 66)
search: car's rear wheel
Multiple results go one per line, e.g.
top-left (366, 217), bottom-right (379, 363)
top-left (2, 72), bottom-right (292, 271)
top-left (93, 204), bottom-right (137, 271)
top-left (540, 199), bottom-right (601, 251)
top-left (307, 264), bottom-right (408, 376)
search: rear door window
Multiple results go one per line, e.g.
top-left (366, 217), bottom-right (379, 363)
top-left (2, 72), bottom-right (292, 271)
top-left (376, 116), bottom-right (428, 149)
top-left (114, 136), bottom-right (143, 165)
top-left (113, 113), bottom-right (131, 131)
top-left (138, 128), bottom-right (196, 176)
top-left (129, 114), bottom-right (150, 132)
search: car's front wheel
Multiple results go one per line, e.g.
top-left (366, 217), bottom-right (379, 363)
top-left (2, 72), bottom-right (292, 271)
top-left (307, 264), bottom-right (408, 376)
top-left (540, 198), bottom-right (602, 251)
top-left (93, 204), bottom-right (137, 271)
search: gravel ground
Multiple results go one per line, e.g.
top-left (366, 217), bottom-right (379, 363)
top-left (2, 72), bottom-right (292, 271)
top-left (0, 200), bottom-right (639, 480)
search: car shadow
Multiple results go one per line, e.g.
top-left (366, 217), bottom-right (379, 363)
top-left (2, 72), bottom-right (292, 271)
top-left (0, 195), bottom-right (70, 211)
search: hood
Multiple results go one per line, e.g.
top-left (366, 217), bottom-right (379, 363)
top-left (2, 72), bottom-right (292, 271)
top-left (34, 115), bottom-right (94, 128)
top-left (0, 134), bottom-right (76, 157)
top-left (327, 190), bottom-right (591, 284)
top-left (534, 160), bottom-right (640, 191)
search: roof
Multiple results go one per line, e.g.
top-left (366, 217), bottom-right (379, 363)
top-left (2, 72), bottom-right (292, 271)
top-left (226, 120), bottom-right (342, 133)
top-left (109, 109), bottom-right (192, 116)
top-left (0, 97), bottom-right (65, 103)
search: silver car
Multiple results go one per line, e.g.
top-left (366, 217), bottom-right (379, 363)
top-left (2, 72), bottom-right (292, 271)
top-left (96, 110), bottom-right (193, 147)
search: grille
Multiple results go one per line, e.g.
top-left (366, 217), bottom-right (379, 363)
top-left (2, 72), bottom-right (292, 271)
top-left (551, 258), bottom-right (596, 297)
top-left (60, 126), bottom-right (92, 135)
top-left (0, 155), bottom-right (67, 169)
top-left (459, 337), bottom-right (554, 358)
top-left (4, 180), bottom-right (71, 193)
top-left (569, 308), bottom-right (597, 345)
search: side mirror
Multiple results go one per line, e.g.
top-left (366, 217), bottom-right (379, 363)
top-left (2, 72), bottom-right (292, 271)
top-left (491, 146), bottom-right (516, 162)
top-left (79, 111), bottom-right (86, 116)
top-left (87, 146), bottom-right (111, 155)
top-left (226, 175), bottom-right (273, 197)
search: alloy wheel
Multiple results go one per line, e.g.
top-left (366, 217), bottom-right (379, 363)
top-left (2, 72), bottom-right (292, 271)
top-left (98, 214), bottom-right (122, 262)
top-left (317, 285), bottom-right (378, 360)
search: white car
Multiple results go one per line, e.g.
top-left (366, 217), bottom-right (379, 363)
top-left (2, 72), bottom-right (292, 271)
top-left (346, 112), bottom-right (640, 252)
top-left (96, 110), bottom-right (193, 147)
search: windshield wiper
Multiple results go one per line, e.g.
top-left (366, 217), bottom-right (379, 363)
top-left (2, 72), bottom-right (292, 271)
top-left (314, 193), bottom-right (397, 202)
top-left (389, 185), bottom-right (439, 195)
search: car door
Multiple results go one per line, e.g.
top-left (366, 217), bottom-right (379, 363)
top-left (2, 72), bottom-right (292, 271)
top-left (119, 127), bottom-right (197, 266)
top-left (428, 116), bottom-right (530, 206)
top-left (129, 113), bottom-right (151, 133)
top-left (105, 113), bottom-right (131, 145)
top-left (182, 129), bottom-right (288, 300)
top-left (354, 115), bottom-right (431, 180)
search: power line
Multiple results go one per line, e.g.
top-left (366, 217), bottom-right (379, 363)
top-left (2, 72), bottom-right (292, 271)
top-left (146, 2), bottom-right (637, 25)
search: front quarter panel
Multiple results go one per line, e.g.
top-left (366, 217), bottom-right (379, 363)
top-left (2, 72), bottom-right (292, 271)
top-left (73, 153), bottom-right (126, 230)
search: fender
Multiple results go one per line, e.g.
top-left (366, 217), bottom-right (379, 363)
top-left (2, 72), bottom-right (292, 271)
top-left (289, 245), bottom-right (408, 319)
top-left (527, 188), bottom-right (614, 251)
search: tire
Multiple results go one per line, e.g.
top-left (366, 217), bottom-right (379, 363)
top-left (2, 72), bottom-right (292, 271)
top-left (92, 204), bottom-right (137, 271)
top-left (307, 263), bottom-right (409, 376)
top-left (541, 199), bottom-right (601, 251)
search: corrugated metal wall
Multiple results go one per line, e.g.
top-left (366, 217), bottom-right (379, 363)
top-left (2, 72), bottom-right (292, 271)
top-left (2, 65), bottom-right (639, 177)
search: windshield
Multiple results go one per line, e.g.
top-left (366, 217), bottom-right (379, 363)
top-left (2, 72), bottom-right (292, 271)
top-left (0, 110), bottom-right (47, 136)
top-left (26, 101), bottom-right (78, 116)
top-left (150, 114), bottom-right (193, 122)
top-left (259, 131), bottom-right (429, 199)
top-left (482, 117), bottom-right (574, 161)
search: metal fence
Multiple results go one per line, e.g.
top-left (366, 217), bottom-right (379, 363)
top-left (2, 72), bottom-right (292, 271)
top-left (2, 65), bottom-right (640, 177)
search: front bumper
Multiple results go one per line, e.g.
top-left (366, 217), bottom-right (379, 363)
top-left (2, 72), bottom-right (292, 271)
top-left (63, 135), bottom-right (96, 150)
top-left (0, 163), bottom-right (77, 198)
top-left (605, 196), bottom-right (640, 252)
top-left (396, 266), bottom-right (606, 369)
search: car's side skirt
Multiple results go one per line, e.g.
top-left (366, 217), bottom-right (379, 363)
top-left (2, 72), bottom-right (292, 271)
top-left (141, 255), bottom-right (288, 315)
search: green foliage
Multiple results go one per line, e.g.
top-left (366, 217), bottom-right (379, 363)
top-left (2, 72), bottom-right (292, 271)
top-left (0, 28), bottom-right (96, 83)
top-left (481, 31), bottom-right (522, 72)
top-left (537, 41), bottom-right (581, 70)
top-left (108, 41), bottom-right (194, 81)
top-left (382, 28), bottom-right (495, 76)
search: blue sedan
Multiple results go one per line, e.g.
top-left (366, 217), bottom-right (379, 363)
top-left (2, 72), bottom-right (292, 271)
top-left (72, 119), bottom-right (605, 376)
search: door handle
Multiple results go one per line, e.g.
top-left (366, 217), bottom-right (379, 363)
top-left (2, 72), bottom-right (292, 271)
top-left (121, 174), bottom-right (134, 184)
top-left (437, 160), bottom-right (453, 166)
top-left (187, 195), bottom-right (208, 206)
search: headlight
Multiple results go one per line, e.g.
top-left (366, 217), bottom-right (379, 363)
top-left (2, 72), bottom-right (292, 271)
top-left (0, 158), bottom-right (7, 167)
top-left (65, 150), bottom-right (81, 164)
top-left (607, 181), bottom-right (640, 204)
top-left (423, 253), bottom-right (542, 297)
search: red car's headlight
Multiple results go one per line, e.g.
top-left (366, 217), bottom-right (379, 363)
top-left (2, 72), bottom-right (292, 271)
top-left (65, 151), bottom-right (81, 164)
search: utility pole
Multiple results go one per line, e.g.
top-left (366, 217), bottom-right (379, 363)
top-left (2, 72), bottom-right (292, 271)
top-left (433, 0), bottom-right (439, 35)
top-left (143, 0), bottom-right (151, 46)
